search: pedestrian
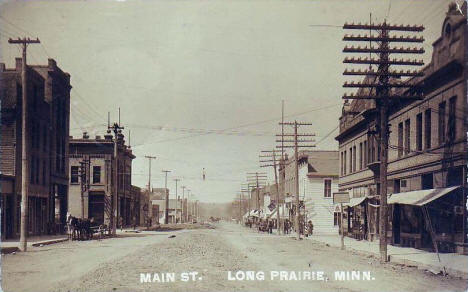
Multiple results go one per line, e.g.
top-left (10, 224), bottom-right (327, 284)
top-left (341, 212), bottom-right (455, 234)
top-left (268, 220), bottom-right (273, 234)
top-left (119, 216), bottom-right (123, 231)
top-left (133, 215), bottom-right (137, 230)
top-left (308, 220), bottom-right (314, 237)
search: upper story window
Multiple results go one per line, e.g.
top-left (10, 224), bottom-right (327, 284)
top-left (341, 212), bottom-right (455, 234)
top-left (324, 179), bottom-right (332, 198)
top-left (424, 109), bottom-right (431, 149)
top-left (398, 122), bottom-right (404, 157)
top-left (93, 166), bottom-right (101, 184)
top-left (71, 166), bottom-right (79, 183)
top-left (438, 101), bottom-right (446, 145)
top-left (448, 96), bottom-right (457, 142)
top-left (416, 113), bottom-right (423, 151)
top-left (404, 119), bottom-right (411, 155)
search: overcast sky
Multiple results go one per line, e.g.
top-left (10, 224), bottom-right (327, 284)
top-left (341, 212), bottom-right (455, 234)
top-left (0, 0), bottom-right (449, 202)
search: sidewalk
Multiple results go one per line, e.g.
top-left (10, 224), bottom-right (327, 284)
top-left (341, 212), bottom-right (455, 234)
top-left (1, 235), bottom-right (69, 253)
top-left (307, 233), bottom-right (468, 279)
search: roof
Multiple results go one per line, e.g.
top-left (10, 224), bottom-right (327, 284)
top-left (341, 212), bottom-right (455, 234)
top-left (304, 151), bottom-right (339, 177)
top-left (388, 186), bottom-right (461, 206)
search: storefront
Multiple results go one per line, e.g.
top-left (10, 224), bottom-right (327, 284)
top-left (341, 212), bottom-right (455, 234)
top-left (388, 186), bottom-right (464, 253)
top-left (343, 197), bottom-right (368, 240)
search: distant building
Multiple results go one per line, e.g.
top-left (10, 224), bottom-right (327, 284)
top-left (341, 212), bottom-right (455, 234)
top-left (68, 131), bottom-right (135, 227)
top-left (335, 3), bottom-right (467, 253)
top-left (0, 58), bottom-right (71, 239)
top-left (150, 188), bottom-right (184, 224)
top-left (280, 150), bottom-right (339, 234)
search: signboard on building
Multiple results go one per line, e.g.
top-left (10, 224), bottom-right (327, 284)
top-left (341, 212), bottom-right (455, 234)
top-left (333, 192), bottom-right (350, 204)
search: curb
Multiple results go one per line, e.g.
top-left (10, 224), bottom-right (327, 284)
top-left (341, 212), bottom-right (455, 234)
top-left (1, 247), bottom-right (19, 254)
top-left (311, 238), bottom-right (468, 280)
top-left (31, 238), bottom-right (69, 247)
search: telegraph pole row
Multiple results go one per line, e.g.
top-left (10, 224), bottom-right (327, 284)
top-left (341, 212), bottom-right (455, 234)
top-left (246, 172), bottom-right (267, 214)
top-left (342, 20), bottom-right (425, 262)
top-left (277, 121), bottom-right (316, 240)
top-left (8, 37), bottom-right (40, 252)
top-left (162, 170), bottom-right (171, 224)
top-left (260, 149), bottom-right (284, 235)
top-left (174, 178), bottom-right (180, 223)
top-left (181, 186), bottom-right (186, 223)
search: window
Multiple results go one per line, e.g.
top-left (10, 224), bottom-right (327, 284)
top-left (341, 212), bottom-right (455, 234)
top-left (30, 156), bottom-right (35, 183)
top-left (363, 140), bottom-right (367, 166)
top-left (398, 122), bottom-right (403, 157)
top-left (343, 151), bottom-right (347, 175)
top-left (71, 166), bottom-right (79, 183)
top-left (405, 119), bottom-right (411, 155)
top-left (424, 109), bottom-right (431, 149)
top-left (324, 179), bottom-right (332, 198)
top-left (438, 101), bottom-right (446, 145)
top-left (448, 96), bottom-right (456, 142)
top-left (334, 213), bottom-right (339, 226)
top-left (349, 147), bottom-right (353, 173)
top-left (359, 142), bottom-right (363, 170)
top-left (340, 152), bottom-right (344, 176)
top-left (352, 146), bottom-right (356, 172)
top-left (416, 113), bottom-right (422, 151)
top-left (43, 124), bottom-right (47, 150)
top-left (93, 166), bottom-right (101, 184)
top-left (42, 160), bottom-right (46, 185)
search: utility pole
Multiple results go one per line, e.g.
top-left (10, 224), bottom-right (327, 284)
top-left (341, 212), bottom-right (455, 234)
top-left (246, 173), bottom-right (267, 220)
top-left (174, 178), bottom-right (180, 223)
top-left (162, 170), bottom-right (171, 224)
top-left (186, 189), bottom-right (190, 222)
top-left (144, 156), bottom-right (156, 192)
top-left (108, 120), bottom-right (124, 235)
top-left (79, 157), bottom-right (90, 219)
top-left (240, 183), bottom-right (251, 222)
top-left (181, 186), bottom-right (186, 223)
top-left (260, 149), bottom-right (283, 234)
top-left (277, 121), bottom-right (315, 240)
top-left (8, 37), bottom-right (40, 252)
top-left (342, 20), bottom-right (424, 262)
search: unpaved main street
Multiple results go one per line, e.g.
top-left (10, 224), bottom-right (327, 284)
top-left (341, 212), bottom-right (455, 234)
top-left (2, 223), bottom-right (467, 292)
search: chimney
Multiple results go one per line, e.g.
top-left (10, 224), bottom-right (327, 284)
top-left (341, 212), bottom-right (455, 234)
top-left (15, 58), bottom-right (22, 71)
top-left (48, 58), bottom-right (57, 68)
top-left (104, 129), bottom-right (113, 141)
top-left (82, 131), bottom-right (89, 139)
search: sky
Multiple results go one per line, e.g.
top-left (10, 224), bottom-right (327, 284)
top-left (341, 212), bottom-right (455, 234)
top-left (0, 0), bottom-right (450, 203)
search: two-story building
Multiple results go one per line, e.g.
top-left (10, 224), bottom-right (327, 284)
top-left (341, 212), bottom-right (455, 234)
top-left (335, 3), bottom-right (467, 253)
top-left (68, 131), bottom-right (135, 228)
top-left (0, 58), bottom-right (71, 239)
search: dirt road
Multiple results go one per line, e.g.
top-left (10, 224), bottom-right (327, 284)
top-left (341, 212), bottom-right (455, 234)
top-left (2, 223), bottom-right (467, 292)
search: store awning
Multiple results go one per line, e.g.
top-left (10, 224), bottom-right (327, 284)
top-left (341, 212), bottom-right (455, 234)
top-left (343, 196), bottom-right (367, 207)
top-left (388, 186), bottom-right (461, 206)
top-left (269, 207), bottom-right (288, 219)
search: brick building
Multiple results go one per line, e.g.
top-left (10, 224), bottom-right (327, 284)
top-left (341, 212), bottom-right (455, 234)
top-left (335, 4), bottom-right (467, 253)
top-left (0, 58), bottom-right (71, 239)
top-left (68, 131), bottom-right (135, 228)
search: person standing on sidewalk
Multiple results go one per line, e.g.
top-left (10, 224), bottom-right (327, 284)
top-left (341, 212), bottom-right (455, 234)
top-left (119, 216), bottom-right (123, 231)
top-left (307, 220), bottom-right (314, 237)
